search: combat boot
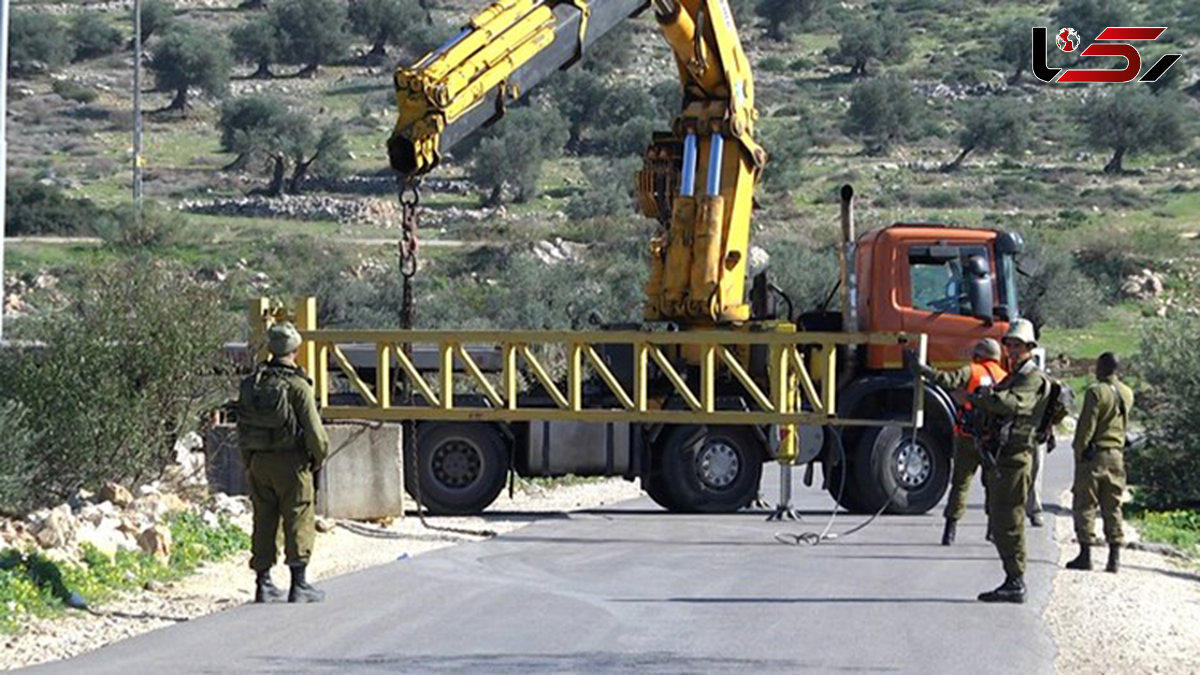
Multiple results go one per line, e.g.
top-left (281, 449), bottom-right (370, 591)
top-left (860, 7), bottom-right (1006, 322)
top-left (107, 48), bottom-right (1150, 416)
top-left (941, 519), bottom-right (957, 546)
top-left (1106, 545), bottom-right (1120, 573)
top-left (288, 564), bottom-right (325, 603)
top-left (1066, 543), bottom-right (1092, 570)
top-left (977, 576), bottom-right (1025, 604)
top-left (254, 570), bottom-right (285, 603)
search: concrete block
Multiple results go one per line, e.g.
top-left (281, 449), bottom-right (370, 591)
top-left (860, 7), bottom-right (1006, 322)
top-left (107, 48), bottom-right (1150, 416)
top-left (317, 423), bottom-right (406, 520)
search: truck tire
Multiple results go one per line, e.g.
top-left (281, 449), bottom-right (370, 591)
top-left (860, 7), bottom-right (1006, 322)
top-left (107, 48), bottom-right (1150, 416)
top-left (642, 471), bottom-right (681, 512)
top-left (405, 423), bottom-right (508, 515)
top-left (823, 456), bottom-right (871, 515)
top-left (659, 425), bottom-right (763, 513)
top-left (853, 423), bottom-right (950, 515)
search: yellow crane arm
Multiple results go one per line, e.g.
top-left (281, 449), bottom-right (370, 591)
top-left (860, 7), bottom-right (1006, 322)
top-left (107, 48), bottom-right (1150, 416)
top-left (389, 0), bottom-right (766, 325)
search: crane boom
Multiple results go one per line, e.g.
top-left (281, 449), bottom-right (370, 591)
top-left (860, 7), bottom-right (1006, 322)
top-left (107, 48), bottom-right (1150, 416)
top-left (389, 0), bottom-right (767, 325)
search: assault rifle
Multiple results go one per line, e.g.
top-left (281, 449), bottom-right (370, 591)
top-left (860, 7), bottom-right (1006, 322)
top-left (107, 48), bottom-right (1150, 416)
top-left (961, 406), bottom-right (997, 472)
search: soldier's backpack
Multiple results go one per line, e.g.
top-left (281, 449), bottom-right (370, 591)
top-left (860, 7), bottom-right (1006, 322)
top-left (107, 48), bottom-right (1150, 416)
top-left (236, 366), bottom-right (299, 452)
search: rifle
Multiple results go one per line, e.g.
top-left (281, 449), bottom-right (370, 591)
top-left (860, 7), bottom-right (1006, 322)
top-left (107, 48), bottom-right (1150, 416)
top-left (961, 406), bottom-right (997, 472)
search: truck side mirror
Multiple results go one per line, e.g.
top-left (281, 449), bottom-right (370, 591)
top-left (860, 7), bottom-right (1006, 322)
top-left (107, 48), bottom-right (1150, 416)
top-left (965, 255), bottom-right (993, 322)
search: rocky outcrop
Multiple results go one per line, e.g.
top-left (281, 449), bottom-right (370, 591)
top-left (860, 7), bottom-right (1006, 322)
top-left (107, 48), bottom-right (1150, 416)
top-left (1120, 269), bottom-right (1165, 301)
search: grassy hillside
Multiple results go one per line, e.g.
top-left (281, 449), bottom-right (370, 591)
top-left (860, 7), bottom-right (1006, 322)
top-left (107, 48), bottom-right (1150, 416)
top-left (4, 0), bottom-right (1200, 359)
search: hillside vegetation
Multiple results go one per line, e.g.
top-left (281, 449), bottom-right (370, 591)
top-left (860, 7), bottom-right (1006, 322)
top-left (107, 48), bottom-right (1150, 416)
top-left (1, 0), bottom-right (1200, 523)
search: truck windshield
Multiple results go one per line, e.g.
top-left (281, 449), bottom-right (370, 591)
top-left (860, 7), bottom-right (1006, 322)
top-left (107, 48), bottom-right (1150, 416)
top-left (999, 253), bottom-right (1020, 318)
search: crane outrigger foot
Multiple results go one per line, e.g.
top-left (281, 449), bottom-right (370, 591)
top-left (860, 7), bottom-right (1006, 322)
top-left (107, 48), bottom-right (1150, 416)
top-left (765, 464), bottom-right (802, 521)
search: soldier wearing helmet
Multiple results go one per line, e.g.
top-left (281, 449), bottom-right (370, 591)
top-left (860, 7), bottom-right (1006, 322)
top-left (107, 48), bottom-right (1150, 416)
top-left (970, 318), bottom-right (1053, 603)
top-left (236, 322), bottom-right (329, 604)
top-left (910, 338), bottom-right (1007, 546)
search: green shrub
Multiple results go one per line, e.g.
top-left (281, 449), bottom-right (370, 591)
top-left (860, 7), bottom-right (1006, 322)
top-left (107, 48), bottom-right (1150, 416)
top-left (96, 201), bottom-right (190, 250)
top-left (4, 178), bottom-right (114, 237)
top-left (760, 240), bottom-right (839, 316)
top-left (565, 156), bottom-right (639, 220)
top-left (69, 12), bottom-right (124, 62)
top-left (1128, 316), bottom-right (1200, 510)
top-left (0, 401), bottom-right (41, 514)
top-left (1016, 234), bottom-right (1106, 331)
top-left (0, 262), bottom-right (235, 509)
top-left (51, 79), bottom-right (98, 104)
top-left (9, 11), bottom-right (71, 75)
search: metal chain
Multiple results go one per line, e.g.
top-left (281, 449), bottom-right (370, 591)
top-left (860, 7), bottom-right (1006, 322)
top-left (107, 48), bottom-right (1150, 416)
top-left (395, 175), bottom-right (495, 539)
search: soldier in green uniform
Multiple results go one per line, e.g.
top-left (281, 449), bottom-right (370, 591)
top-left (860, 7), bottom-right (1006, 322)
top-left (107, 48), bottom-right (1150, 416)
top-left (237, 322), bottom-right (330, 603)
top-left (973, 319), bottom-right (1052, 604)
top-left (911, 339), bottom-right (1007, 546)
top-left (1067, 352), bottom-right (1133, 574)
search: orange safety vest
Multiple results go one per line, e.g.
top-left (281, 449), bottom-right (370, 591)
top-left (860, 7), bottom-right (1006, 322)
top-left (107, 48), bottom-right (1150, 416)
top-left (954, 359), bottom-right (1008, 436)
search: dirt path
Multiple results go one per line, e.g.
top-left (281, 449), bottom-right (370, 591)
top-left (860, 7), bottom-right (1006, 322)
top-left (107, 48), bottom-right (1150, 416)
top-left (1045, 489), bottom-right (1200, 674)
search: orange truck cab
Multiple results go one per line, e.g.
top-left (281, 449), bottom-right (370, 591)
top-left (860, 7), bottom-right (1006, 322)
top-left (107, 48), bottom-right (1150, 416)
top-left (797, 224), bottom-right (1026, 515)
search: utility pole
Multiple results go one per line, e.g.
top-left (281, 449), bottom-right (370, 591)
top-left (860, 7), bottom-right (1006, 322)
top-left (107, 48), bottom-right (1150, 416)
top-left (0, 0), bottom-right (10, 342)
top-left (132, 0), bottom-right (144, 229)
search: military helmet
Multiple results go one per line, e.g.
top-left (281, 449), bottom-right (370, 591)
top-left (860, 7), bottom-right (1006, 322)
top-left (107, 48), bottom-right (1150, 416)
top-left (973, 337), bottom-right (1002, 361)
top-left (1002, 318), bottom-right (1037, 347)
top-left (267, 322), bottom-right (303, 356)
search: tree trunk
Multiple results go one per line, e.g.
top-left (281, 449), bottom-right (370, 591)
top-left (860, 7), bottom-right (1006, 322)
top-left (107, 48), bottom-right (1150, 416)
top-left (1103, 147), bottom-right (1126, 174)
top-left (267, 156), bottom-right (287, 197)
top-left (483, 183), bottom-right (503, 208)
top-left (297, 63), bottom-right (319, 78)
top-left (288, 157), bottom-right (315, 194)
top-left (941, 144), bottom-right (974, 172)
top-left (163, 87), bottom-right (188, 112)
top-left (852, 59), bottom-right (868, 77)
top-left (368, 31), bottom-right (388, 58)
top-left (222, 152), bottom-right (249, 172)
top-left (251, 59), bottom-right (274, 79)
top-left (1008, 63), bottom-right (1024, 85)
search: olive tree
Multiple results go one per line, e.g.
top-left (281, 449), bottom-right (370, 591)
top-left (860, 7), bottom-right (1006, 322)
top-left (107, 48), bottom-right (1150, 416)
top-left (942, 98), bottom-right (1031, 171)
top-left (271, 0), bottom-right (350, 77)
top-left (842, 76), bottom-right (921, 155)
top-left (149, 22), bottom-right (232, 111)
top-left (470, 106), bottom-right (568, 206)
top-left (218, 94), bottom-right (347, 195)
top-left (833, 11), bottom-right (910, 76)
top-left (9, 11), bottom-right (71, 75)
top-left (1080, 88), bottom-right (1190, 173)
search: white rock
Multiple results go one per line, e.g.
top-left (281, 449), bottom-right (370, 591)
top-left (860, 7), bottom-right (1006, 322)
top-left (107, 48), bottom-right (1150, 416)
top-left (137, 525), bottom-right (172, 562)
top-left (32, 504), bottom-right (77, 550)
top-left (77, 501), bottom-right (118, 527)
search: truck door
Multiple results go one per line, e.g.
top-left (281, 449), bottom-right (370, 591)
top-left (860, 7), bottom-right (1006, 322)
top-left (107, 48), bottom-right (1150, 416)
top-left (900, 243), bottom-right (1000, 366)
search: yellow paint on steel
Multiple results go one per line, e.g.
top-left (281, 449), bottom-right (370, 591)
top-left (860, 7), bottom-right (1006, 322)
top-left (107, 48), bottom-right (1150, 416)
top-left (440, 343), bottom-right (455, 410)
top-left (330, 344), bottom-right (378, 407)
top-left (583, 344), bottom-right (635, 410)
top-left (787, 347), bottom-right (824, 416)
top-left (377, 343), bottom-right (391, 410)
top-left (300, 328), bottom-right (916, 347)
top-left (393, 344), bottom-right (440, 407)
top-left (718, 346), bottom-right (773, 412)
top-left (647, 344), bottom-right (702, 411)
top-left (568, 342), bottom-right (583, 412)
top-left (456, 344), bottom-right (504, 407)
top-left (521, 344), bottom-right (569, 409)
top-left (503, 343), bottom-right (518, 410)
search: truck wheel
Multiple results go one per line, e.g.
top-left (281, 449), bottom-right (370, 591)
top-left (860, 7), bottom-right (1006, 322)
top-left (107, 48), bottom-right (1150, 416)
top-left (659, 425), bottom-right (763, 513)
top-left (823, 457), bottom-right (871, 514)
top-left (853, 424), bottom-right (950, 515)
top-left (405, 423), bottom-right (508, 515)
top-left (642, 471), bottom-right (681, 512)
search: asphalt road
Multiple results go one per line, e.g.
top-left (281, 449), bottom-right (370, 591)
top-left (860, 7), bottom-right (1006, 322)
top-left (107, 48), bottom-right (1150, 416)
top-left (32, 446), bottom-right (1072, 674)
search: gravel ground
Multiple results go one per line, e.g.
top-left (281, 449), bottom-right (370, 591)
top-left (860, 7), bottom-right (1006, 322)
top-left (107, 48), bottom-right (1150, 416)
top-left (0, 478), bottom-right (643, 671)
top-left (1045, 488), bottom-right (1200, 674)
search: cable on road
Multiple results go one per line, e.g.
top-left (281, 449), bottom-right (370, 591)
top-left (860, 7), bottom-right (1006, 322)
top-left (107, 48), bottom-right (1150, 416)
top-left (773, 426), bottom-right (901, 546)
